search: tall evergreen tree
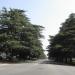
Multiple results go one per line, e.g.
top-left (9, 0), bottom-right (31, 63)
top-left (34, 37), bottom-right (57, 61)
top-left (0, 7), bottom-right (45, 61)
top-left (48, 13), bottom-right (75, 63)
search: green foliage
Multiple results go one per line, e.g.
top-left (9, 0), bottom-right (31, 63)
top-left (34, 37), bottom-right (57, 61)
top-left (48, 13), bottom-right (75, 63)
top-left (0, 7), bottom-right (45, 61)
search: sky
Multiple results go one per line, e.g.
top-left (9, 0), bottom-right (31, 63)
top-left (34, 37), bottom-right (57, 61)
top-left (0, 0), bottom-right (75, 52)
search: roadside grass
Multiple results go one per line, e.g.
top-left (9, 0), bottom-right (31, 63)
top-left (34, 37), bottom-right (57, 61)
top-left (0, 59), bottom-right (38, 64)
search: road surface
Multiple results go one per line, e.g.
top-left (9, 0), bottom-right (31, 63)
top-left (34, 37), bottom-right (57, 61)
top-left (0, 60), bottom-right (75, 75)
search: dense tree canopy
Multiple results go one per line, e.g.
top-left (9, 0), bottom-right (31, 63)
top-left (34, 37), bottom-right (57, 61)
top-left (48, 13), bottom-right (75, 63)
top-left (0, 7), bottom-right (45, 61)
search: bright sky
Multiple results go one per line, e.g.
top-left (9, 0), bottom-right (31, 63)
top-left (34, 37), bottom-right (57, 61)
top-left (0, 0), bottom-right (75, 51)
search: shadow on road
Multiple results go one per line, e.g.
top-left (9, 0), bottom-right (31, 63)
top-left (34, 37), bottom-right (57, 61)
top-left (40, 59), bottom-right (75, 66)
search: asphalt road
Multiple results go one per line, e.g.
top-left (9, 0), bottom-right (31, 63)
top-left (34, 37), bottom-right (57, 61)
top-left (0, 60), bottom-right (75, 75)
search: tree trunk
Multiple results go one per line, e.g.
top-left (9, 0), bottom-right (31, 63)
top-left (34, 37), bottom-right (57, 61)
top-left (69, 57), bottom-right (72, 63)
top-left (65, 57), bottom-right (67, 63)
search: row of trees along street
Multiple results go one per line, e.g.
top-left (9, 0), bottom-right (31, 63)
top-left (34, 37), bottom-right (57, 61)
top-left (48, 13), bottom-right (75, 64)
top-left (0, 7), bottom-right (45, 62)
